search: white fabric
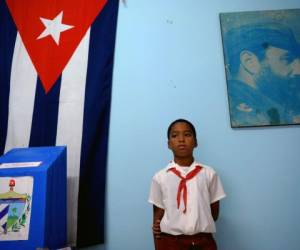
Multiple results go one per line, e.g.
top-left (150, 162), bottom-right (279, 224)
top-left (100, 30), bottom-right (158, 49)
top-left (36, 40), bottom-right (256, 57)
top-left (4, 33), bottom-right (37, 153)
top-left (179, 166), bottom-right (190, 174)
top-left (56, 28), bottom-right (90, 244)
top-left (148, 161), bottom-right (226, 235)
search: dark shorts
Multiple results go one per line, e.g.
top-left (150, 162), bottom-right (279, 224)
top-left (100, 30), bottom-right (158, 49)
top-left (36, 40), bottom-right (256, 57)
top-left (155, 232), bottom-right (217, 250)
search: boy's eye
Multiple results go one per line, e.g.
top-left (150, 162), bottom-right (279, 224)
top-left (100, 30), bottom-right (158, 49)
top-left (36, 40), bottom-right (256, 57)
top-left (171, 134), bottom-right (177, 138)
top-left (184, 132), bottom-right (192, 137)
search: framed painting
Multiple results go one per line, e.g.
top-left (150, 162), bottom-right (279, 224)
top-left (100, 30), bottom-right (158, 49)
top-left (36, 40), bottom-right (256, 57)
top-left (220, 9), bottom-right (300, 128)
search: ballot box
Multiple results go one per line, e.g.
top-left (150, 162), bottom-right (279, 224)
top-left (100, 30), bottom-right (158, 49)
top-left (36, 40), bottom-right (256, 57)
top-left (0, 146), bottom-right (67, 250)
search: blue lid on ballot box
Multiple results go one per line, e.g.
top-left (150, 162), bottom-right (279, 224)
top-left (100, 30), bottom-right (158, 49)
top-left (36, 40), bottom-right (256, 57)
top-left (0, 146), bottom-right (67, 250)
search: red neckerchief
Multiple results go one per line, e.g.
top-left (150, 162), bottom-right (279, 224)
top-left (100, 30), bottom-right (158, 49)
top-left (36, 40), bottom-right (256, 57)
top-left (168, 165), bottom-right (202, 213)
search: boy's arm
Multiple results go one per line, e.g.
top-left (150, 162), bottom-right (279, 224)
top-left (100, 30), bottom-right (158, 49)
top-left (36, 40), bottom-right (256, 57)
top-left (210, 201), bottom-right (220, 221)
top-left (153, 205), bottom-right (164, 238)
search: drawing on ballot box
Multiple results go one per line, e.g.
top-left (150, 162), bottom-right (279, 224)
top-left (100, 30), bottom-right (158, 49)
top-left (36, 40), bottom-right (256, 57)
top-left (0, 177), bottom-right (33, 241)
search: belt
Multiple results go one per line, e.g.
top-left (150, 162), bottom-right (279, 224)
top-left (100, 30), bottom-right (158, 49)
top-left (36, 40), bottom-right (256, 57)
top-left (160, 232), bottom-right (212, 239)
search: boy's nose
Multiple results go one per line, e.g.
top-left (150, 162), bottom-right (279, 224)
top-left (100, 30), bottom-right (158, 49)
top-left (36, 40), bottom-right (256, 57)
top-left (178, 134), bottom-right (185, 141)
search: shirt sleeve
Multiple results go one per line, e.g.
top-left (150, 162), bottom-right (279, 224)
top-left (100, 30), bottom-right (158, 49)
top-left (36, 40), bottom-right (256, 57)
top-left (148, 176), bottom-right (164, 209)
top-left (209, 172), bottom-right (226, 204)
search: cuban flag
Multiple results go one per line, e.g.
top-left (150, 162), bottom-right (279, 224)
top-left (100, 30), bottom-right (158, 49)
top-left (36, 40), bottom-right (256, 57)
top-left (0, 0), bottom-right (119, 247)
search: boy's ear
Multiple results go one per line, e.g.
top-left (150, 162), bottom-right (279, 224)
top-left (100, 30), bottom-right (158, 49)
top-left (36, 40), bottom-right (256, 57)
top-left (194, 139), bottom-right (198, 148)
top-left (168, 140), bottom-right (171, 149)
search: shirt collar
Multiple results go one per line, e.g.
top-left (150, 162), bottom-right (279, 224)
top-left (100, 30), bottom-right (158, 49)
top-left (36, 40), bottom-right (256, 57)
top-left (167, 160), bottom-right (198, 174)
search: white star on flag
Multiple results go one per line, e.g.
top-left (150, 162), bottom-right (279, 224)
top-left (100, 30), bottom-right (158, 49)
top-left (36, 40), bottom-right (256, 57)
top-left (37, 11), bottom-right (74, 45)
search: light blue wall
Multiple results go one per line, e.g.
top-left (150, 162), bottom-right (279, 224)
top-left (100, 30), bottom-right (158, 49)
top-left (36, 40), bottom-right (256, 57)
top-left (83, 1), bottom-right (300, 250)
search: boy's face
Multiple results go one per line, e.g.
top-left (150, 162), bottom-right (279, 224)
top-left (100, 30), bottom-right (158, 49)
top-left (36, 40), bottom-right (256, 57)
top-left (168, 122), bottom-right (197, 159)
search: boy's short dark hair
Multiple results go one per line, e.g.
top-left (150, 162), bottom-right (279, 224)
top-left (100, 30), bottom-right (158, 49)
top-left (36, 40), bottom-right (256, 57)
top-left (167, 119), bottom-right (197, 139)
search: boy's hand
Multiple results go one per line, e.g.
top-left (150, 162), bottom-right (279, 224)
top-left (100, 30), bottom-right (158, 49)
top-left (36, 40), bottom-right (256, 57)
top-left (152, 219), bottom-right (161, 238)
top-left (152, 205), bottom-right (164, 239)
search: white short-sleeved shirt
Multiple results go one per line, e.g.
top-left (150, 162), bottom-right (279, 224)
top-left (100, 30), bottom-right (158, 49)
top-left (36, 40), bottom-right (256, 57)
top-left (148, 161), bottom-right (226, 235)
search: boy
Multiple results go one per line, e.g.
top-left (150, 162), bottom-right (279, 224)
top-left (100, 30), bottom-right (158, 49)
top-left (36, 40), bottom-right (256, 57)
top-left (148, 119), bottom-right (226, 250)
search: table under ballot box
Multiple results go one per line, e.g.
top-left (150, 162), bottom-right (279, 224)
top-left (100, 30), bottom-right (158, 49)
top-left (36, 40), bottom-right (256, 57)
top-left (0, 146), bottom-right (67, 250)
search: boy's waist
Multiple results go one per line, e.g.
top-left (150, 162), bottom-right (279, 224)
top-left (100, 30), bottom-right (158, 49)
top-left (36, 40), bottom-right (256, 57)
top-left (160, 232), bottom-right (213, 239)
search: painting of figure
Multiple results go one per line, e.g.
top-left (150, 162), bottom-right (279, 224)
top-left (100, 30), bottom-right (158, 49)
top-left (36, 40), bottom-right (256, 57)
top-left (220, 9), bottom-right (300, 127)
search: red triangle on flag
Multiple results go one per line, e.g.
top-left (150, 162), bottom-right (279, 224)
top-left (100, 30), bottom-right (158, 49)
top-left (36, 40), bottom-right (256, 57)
top-left (6, 0), bottom-right (107, 93)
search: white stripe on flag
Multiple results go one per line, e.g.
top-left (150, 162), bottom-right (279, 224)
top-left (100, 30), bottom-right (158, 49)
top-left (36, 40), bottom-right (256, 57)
top-left (4, 33), bottom-right (37, 153)
top-left (56, 28), bottom-right (90, 244)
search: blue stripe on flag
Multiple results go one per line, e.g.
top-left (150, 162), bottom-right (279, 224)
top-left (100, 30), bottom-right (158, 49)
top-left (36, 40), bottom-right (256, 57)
top-left (0, 205), bottom-right (9, 219)
top-left (0, 1), bottom-right (16, 153)
top-left (76, 0), bottom-right (119, 246)
top-left (29, 78), bottom-right (61, 146)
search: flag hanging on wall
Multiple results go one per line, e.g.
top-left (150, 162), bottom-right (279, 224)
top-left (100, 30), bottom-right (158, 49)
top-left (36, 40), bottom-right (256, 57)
top-left (0, 0), bottom-right (119, 247)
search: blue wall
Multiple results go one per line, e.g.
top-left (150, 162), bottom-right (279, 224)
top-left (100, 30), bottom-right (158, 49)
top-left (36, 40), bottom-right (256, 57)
top-left (83, 1), bottom-right (300, 250)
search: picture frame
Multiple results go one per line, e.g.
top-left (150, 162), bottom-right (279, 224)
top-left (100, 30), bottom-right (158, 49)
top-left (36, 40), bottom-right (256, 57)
top-left (220, 9), bottom-right (300, 128)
